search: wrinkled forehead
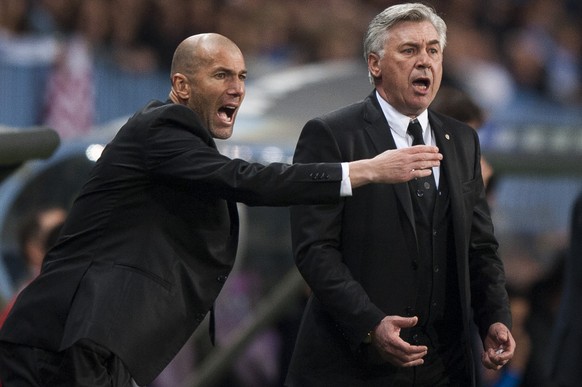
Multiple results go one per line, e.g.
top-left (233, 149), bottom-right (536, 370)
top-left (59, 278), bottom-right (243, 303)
top-left (387, 20), bottom-right (440, 44)
top-left (192, 43), bottom-right (246, 74)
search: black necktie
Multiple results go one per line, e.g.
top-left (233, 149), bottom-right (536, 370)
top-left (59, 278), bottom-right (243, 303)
top-left (407, 119), bottom-right (436, 216)
top-left (407, 119), bottom-right (425, 146)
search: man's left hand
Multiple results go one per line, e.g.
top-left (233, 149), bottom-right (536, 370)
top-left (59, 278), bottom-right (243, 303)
top-left (481, 322), bottom-right (516, 370)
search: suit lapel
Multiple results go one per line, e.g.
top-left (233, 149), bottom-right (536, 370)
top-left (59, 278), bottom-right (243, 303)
top-left (430, 111), bottom-right (470, 306)
top-left (430, 111), bottom-right (463, 233)
top-left (363, 94), bottom-right (415, 230)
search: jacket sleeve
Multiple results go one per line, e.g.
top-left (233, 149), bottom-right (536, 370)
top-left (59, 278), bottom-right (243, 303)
top-left (140, 103), bottom-right (344, 207)
top-left (463, 128), bottom-right (512, 338)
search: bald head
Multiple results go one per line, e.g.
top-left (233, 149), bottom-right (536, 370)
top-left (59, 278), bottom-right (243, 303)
top-left (168, 33), bottom-right (247, 139)
top-left (170, 33), bottom-right (242, 78)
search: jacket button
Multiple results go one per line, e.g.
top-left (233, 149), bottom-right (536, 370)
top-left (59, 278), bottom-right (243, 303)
top-left (309, 172), bottom-right (329, 180)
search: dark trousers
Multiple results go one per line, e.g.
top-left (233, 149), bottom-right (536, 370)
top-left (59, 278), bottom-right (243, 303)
top-left (0, 339), bottom-right (135, 387)
top-left (362, 331), bottom-right (471, 387)
top-left (394, 345), bottom-right (470, 387)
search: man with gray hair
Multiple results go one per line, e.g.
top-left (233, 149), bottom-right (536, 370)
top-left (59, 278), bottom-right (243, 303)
top-left (286, 3), bottom-right (514, 386)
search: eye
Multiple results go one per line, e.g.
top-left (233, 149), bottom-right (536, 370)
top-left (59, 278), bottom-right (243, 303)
top-left (215, 72), bottom-right (226, 79)
top-left (428, 47), bottom-right (440, 56)
top-left (239, 73), bottom-right (247, 81)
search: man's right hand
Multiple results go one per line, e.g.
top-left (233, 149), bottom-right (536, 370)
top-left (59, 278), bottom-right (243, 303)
top-left (349, 145), bottom-right (442, 188)
top-left (370, 315), bottom-right (428, 367)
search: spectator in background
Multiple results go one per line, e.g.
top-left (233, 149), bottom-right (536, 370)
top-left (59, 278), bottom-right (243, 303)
top-left (0, 0), bottom-right (31, 35)
top-left (430, 86), bottom-right (495, 192)
top-left (4, 0), bottom-right (582, 131)
top-left (0, 0), bottom-right (59, 65)
top-left (109, 0), bottom-right (159, 73)
top-left (548, 19), bottom-right (582, 105)
top-left (31, 0), bottom-right (80, 35)
top-left (430, 86), bottom-right (484, 129)
top-left (516, 250), bottom-right (563, 387)
top-left (14, 207), bottom-right (67, 284)
top-left (40, 0), bottom-right (111, 139)
top-left (0, 206), bottom-right (66, 327)
top-left (548, 193), bottom-right (582, 387)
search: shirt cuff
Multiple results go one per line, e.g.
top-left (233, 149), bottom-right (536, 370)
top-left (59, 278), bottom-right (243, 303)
top-left (340, 162), bottom-right (352, 197)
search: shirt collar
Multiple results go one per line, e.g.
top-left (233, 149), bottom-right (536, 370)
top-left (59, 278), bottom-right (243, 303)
top-left (375, 91), bottom-right (429, 139)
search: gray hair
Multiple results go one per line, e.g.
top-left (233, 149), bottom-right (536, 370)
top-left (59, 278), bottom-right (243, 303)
top-left (363, 3), bottom-right (447, 84)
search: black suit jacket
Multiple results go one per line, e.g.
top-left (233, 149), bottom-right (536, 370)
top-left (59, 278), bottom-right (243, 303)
top-left (0, 100), bottom-right (343, 385)
top-left (548, 192), bottom-right (582, 386)
top-left (286, 92), bottom-right (511, 386)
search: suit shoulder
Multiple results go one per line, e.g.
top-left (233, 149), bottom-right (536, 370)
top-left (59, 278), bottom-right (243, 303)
top-left (314, 99), bottom-right (367, 124)
top-left (429, 109), bottom-right (473, 128)
top-left (139, 100), bottom-right (199, 124)
top-left (123, 100), bottom-right (210, 141)
top-left (430, 109), bottom-right (478, 139)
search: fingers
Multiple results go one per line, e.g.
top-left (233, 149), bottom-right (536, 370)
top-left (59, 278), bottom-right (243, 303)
top-left (408, 145), bottom-right (440, 154)
top-left (389, 342), bottom-right (428, 367)
top-left (407, 145), bottom-right (442, 174)
top-left (373, 315), bottom-right (427, 367)
top-left (411, 168), bottom-right (433, 179)
top-left (481, 348), bottom-right (511, 370)
top-left (377, 333), bottom-right (427, 367)
top-left (364, 146), bottom-right (442, 185)
top-left (391, 315), bottom-right (419, 328)
top-left (482, 323), bottom-right (516, 370)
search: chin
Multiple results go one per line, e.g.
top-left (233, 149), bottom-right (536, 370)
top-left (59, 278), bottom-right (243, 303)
top-left (211, 128), bottom-right (234, 140)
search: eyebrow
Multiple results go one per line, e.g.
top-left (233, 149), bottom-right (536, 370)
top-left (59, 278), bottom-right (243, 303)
top-left (214, 67), bottom-right (248, 76)
top-left (402, 39), bottom-right (441, 49)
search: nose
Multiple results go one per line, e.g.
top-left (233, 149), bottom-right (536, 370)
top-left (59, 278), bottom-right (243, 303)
top-left (416, 50), bottom-right (432, 69)
top-left (228, 78), bottom-right (245, 96)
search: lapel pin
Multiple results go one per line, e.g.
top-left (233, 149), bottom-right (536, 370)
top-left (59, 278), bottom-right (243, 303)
top-left (445, 134), bottom-right (450, 140)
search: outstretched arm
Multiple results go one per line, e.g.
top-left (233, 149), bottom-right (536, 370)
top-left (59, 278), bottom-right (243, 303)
top-left (348, 145), bottom-right (442, 188)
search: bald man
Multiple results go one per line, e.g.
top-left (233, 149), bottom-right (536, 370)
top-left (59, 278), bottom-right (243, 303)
top-left (0, 34), bottom-right (441, 386)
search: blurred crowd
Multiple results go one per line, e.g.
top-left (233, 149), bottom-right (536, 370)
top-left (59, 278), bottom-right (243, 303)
top-left (1, 0), bottom-right (582, 116)
top-left (1, 1), bottom-right (582, 386)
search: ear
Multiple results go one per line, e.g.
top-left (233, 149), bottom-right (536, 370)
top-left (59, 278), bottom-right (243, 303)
top-left (171, 73), bottom-right (191, 100)
top-left (367, 52), bottom-right (382, 80)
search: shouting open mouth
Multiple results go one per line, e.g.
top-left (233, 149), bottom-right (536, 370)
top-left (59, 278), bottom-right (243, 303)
top-left (218, 104), bottom-right (237, 124)
top-left (412, 76), bottom-right (431, 94)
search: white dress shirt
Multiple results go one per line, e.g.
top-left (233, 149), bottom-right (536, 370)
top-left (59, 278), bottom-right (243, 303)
top-left (375, 91), bottom-right (440, 186)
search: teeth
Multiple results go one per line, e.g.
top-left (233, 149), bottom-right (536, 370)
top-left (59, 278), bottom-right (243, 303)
top-left (218, 106), bottom-right (236, 123)
top-left (218, 111), bottom-right (231, 122)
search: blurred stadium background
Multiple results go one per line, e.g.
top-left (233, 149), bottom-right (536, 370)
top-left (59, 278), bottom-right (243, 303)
top-left (1, 1), bottom-right (581, 386)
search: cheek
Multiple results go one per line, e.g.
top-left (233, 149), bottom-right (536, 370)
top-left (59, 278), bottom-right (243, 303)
top-left (189, 95), bottom-right (212, 118)
top-left (432, 68), bottom-right (443, 90)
